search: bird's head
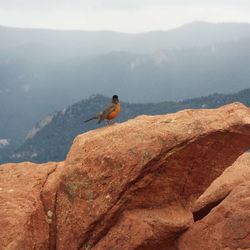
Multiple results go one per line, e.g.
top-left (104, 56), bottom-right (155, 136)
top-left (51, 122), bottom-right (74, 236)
top-left (112, 95), bottom-right (119, 104)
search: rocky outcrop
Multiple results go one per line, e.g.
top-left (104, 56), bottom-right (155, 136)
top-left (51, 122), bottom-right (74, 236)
top-left (0, 161), bottom-right (64, 249)
top-left (178, 152), bottom-right (250, 249)
top-left (193, 152), bottom-right (250, 215)
top-left (178, 181), bottom-right (250, 250)
top-left (0, 102), bottom-right (250, 250)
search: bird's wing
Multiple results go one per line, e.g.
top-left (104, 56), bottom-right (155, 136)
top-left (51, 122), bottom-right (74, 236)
top-left (99, 102), bottom-right (115, 121)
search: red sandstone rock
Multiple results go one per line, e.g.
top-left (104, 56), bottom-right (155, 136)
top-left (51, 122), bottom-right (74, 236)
top-left (178, 181), bottom-right (250, 250)
top-left (193, 152), bottom-right (250, 213)
top-left (57, 102), bottom-right (250, 249)
top-left (0, 102), bottom-right (250, 250)
top-left (177, 152), bottom-right (250, 250)
top-left (0, 161), bottom-right (63, 249)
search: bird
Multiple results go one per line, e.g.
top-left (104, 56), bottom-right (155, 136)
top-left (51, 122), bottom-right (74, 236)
top-left (84, 95), bottom-right (120, 124)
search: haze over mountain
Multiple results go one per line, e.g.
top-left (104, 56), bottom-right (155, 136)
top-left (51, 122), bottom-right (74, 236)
top-left (0, 22), bottom-right (250, 144)
top-left (1, 22), bottom-right (250, 58)
top-left (1, 88), bottom-right (250, 164)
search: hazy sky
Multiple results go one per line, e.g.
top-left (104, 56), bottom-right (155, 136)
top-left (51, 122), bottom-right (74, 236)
top-left (0, 0), bottom-right (250, 32)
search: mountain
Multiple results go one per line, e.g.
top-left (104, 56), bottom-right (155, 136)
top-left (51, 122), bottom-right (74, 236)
top-left (2, 88), bottom-right (250, 164)
top-left (1, 22), bottom-right (250, 144)
top-left (51, 38), bottom-right (250, 103)
top-left (1, 22), bottom-right (250, 57)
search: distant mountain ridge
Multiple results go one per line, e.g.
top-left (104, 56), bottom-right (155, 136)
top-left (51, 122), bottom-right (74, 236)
top-left (1, 21), bottom-right (250, 144)
top-left (1, 88), bottom-right (250, 164)
top-left (1, 22), bottom-right (250, 56)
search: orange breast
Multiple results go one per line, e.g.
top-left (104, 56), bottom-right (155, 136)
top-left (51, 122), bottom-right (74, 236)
top-left (107, 103), bottom-right (120, 120)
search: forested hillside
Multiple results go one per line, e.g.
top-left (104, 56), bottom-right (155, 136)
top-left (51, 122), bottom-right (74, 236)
top-left (1, 88), bottom-right (249, 164)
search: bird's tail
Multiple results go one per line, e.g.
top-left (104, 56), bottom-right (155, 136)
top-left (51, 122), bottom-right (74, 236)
top-left (84, 116), bottom-right (98, 122)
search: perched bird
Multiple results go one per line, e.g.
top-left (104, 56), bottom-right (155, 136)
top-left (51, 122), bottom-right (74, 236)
top-left (84, 95), bottom-right (120, 124)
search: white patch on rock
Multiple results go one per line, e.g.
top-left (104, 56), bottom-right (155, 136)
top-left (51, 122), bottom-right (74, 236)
top-left (47, 218), bottom-right (52, 224)
top-left (47, 210), bottom-right (53, 218)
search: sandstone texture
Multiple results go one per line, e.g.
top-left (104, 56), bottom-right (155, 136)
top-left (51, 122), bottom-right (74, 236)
top-left (178, 153), bottom-right (250, 250)
top-left (194, 152), bottom-right (250, 213)
top-left (0, 161), bottom-right (64, 250)
top-left (178, 181), bottom-right (250, 250)
top-left (0, 102), bottom-right (250, 250)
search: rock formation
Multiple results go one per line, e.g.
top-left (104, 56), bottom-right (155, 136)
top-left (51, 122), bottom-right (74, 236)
top-left (193, 152), bottom-right (250, 214)
top-left (0, 102), bottom-right (250, 250)
top-left (178, 182), bottom-right (250, 250)
top-left (178, 152), bottom-right (250, 250)
top-left (0, 161), bottom-right (63, 249)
